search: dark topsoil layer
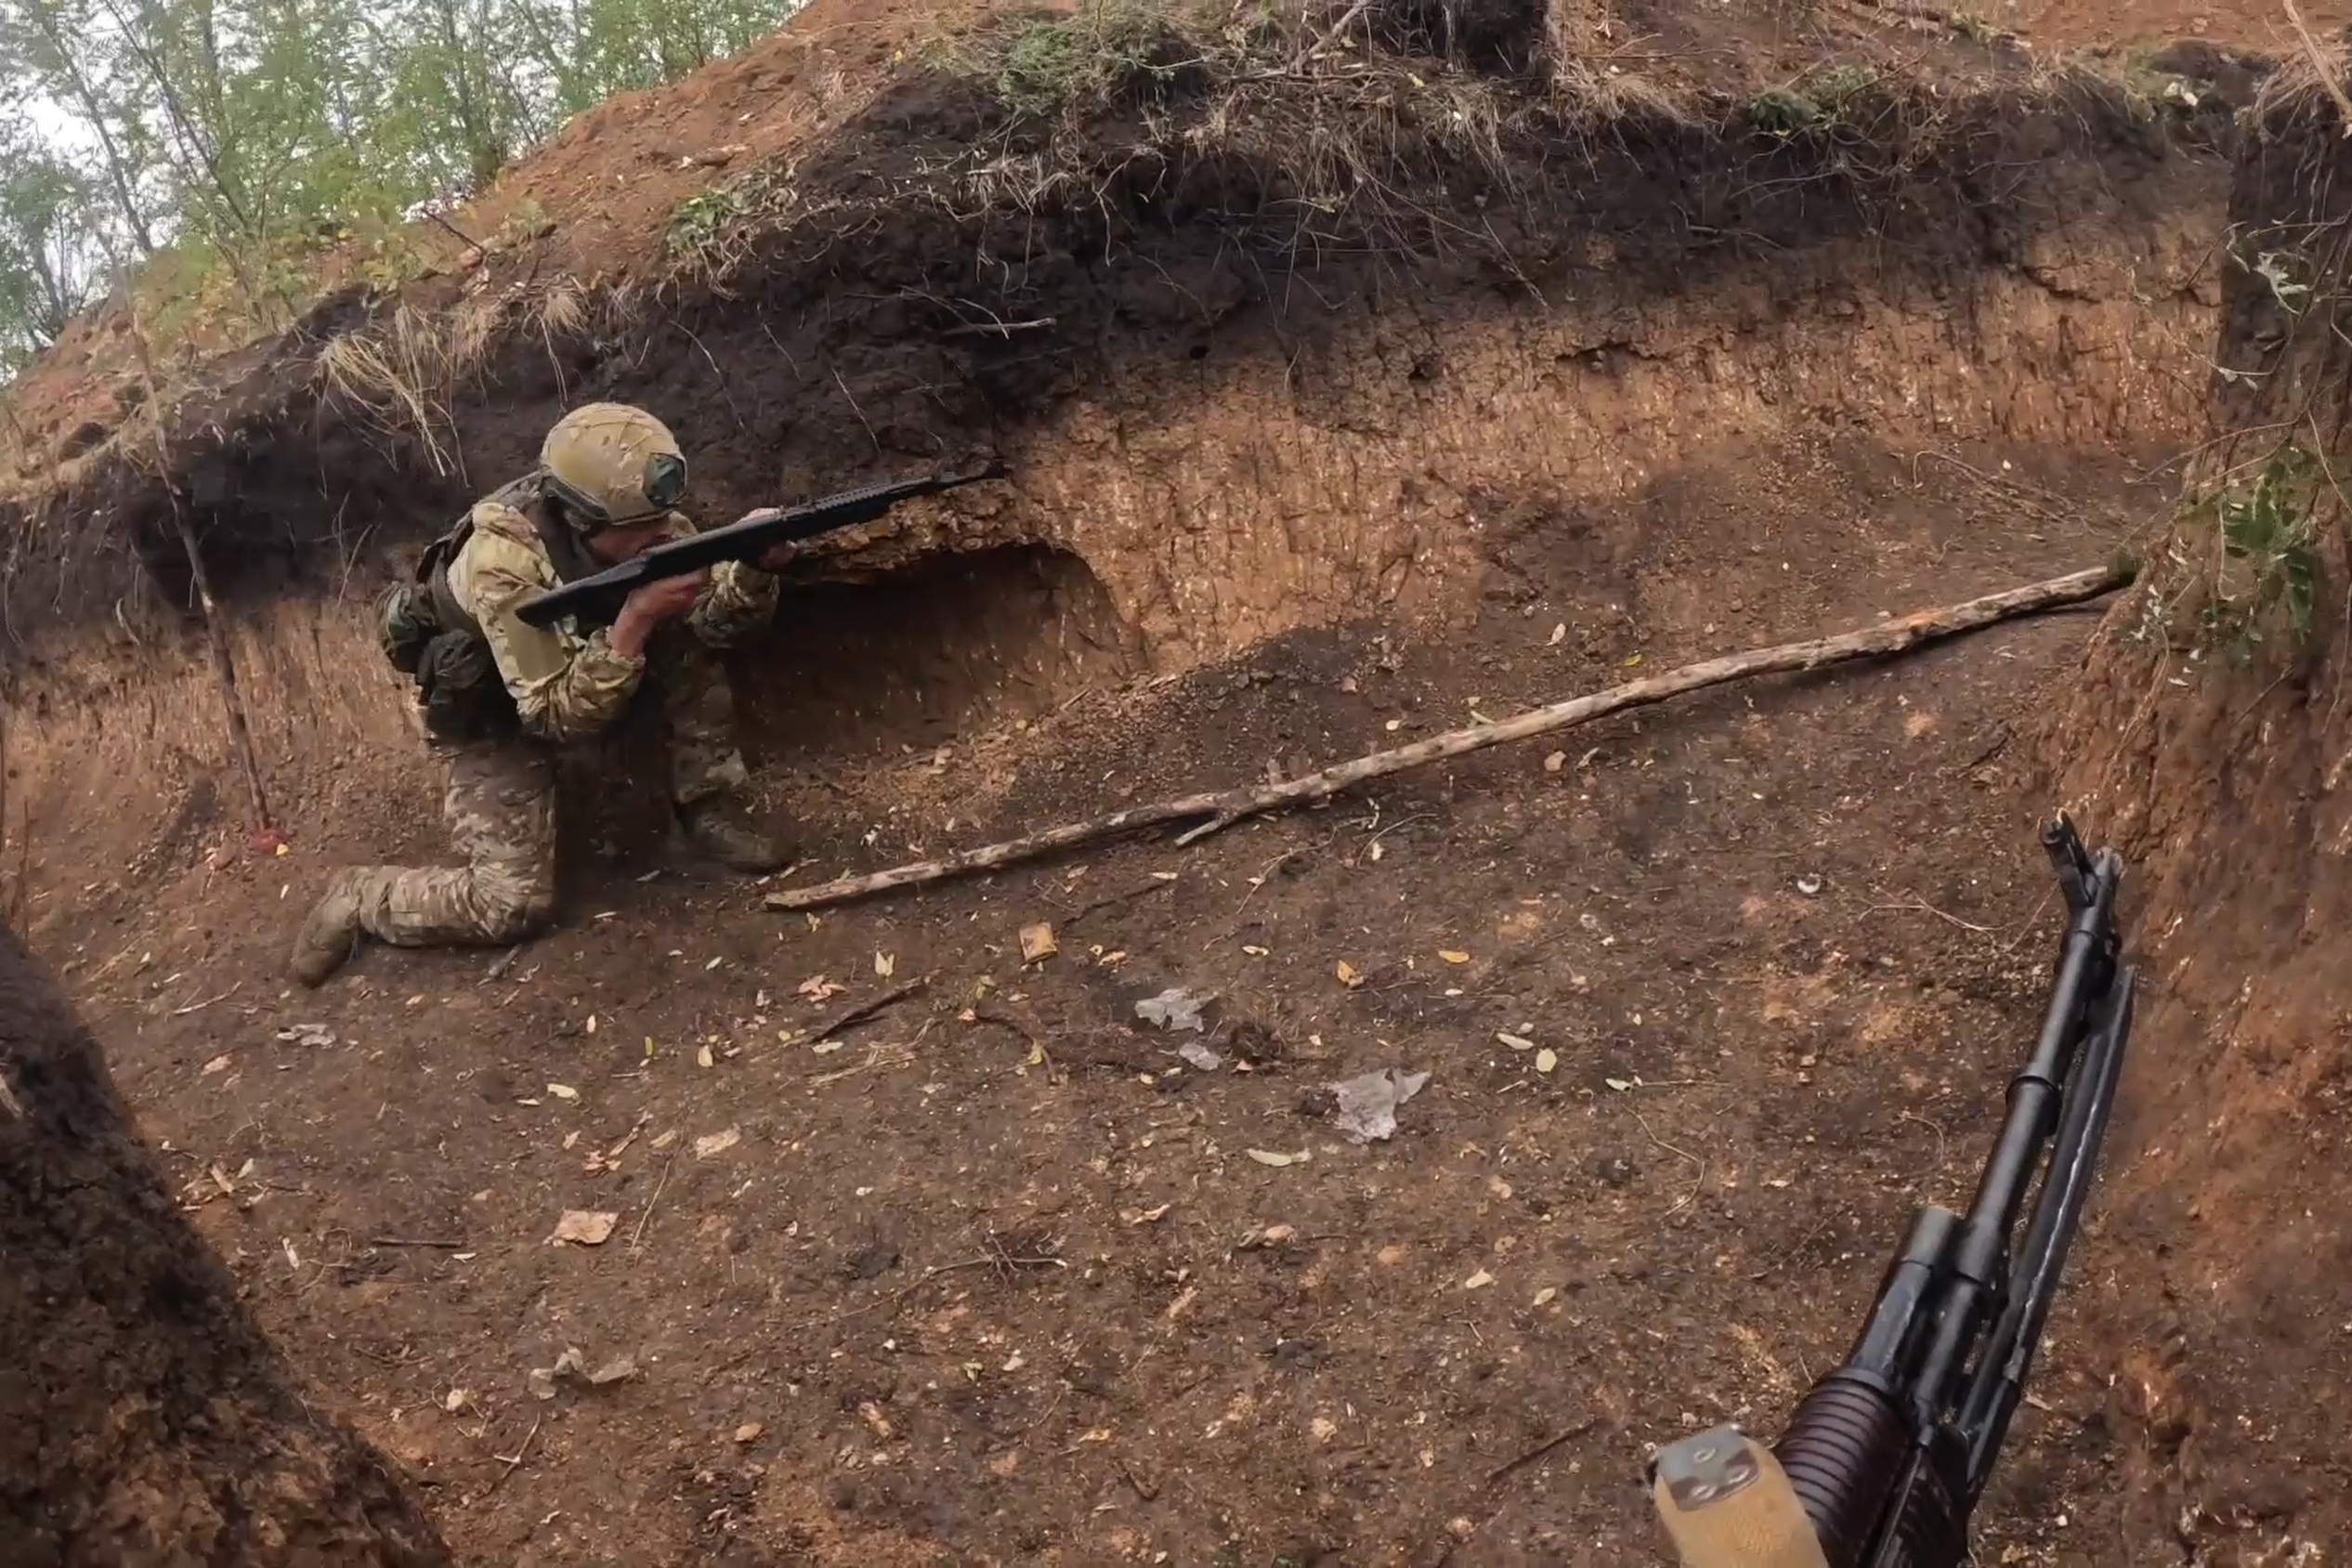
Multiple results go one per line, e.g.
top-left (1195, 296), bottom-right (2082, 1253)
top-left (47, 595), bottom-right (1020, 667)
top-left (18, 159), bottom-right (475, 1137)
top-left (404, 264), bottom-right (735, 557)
top-left (0, 35), bottom-right (2253, 672)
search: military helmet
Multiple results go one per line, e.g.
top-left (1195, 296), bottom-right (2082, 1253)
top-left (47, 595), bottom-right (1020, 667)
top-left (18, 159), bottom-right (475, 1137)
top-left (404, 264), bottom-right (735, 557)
top-left (539, 402), bottom-right (688, 529)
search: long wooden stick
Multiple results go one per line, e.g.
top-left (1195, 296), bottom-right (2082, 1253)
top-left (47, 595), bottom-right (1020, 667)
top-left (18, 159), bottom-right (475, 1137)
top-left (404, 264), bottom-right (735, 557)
top-left (765, 565), bottom-right (2126, 913)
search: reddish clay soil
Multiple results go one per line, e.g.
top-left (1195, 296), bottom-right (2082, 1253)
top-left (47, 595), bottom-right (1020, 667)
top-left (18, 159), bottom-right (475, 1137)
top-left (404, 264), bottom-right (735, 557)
top-left (39, 432), bottom-right (2172, 1567)
top-left (11, 0), bottom-right (2352, 1564)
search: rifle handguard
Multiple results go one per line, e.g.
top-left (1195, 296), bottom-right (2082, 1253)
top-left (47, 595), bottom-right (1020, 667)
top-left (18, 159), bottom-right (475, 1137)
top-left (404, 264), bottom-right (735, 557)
top-left (1653, 1426), bottom-right (1830, 1568)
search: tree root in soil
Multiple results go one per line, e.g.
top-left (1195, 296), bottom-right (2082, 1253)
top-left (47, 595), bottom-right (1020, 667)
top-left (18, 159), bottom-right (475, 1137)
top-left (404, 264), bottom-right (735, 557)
top-left (765, 564), bottom-right (2127, 913)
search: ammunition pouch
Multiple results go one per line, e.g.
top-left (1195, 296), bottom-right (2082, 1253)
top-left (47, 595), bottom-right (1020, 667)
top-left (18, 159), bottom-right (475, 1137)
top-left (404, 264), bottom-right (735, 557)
top-left (377, 581), bottom-right (438, 674)
top-left (413, 629), bottom-right (511, 743)
top-left (378, 523), bottom-right (522, 744)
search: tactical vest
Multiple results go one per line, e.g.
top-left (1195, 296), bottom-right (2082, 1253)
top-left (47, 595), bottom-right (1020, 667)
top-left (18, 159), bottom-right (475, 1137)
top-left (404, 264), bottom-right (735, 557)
top-left (377, 475), bottom-right (603, 742)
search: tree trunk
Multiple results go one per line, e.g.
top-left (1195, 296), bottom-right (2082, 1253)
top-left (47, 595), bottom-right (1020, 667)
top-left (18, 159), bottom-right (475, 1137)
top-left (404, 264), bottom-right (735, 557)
top-left (0, 920), bottom-right (450, 1566)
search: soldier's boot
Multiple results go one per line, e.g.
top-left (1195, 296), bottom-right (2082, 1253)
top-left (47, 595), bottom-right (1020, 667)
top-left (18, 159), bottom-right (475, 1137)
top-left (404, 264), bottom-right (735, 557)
top-left (678, 796), bottom-right (792, 874)
top-left (290, 870), bottom-right (367, 987)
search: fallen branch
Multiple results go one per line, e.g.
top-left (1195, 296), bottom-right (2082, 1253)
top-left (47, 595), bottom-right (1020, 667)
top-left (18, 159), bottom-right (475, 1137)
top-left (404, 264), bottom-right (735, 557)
top-left (765, 565), bottom-right (2126, 912)
top-left (808, 977), bottom-right (927, 1043)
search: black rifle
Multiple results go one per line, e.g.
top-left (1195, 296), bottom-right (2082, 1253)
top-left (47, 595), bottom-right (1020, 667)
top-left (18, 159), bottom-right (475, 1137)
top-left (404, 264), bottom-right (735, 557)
top-left (514, 466), bottom-right (1004, 630)
top-left (1653, 813), bottom-right (2135, 1567)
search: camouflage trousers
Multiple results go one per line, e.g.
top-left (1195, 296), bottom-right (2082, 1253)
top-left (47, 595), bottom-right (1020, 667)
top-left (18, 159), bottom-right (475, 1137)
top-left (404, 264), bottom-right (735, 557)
top-left (345, 637), bottom-right (751, 948)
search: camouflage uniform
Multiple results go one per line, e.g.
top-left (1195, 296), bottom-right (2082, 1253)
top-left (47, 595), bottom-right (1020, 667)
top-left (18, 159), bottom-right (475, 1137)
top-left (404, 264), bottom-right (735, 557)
top-left (339, 497), bottom-right (779, 949)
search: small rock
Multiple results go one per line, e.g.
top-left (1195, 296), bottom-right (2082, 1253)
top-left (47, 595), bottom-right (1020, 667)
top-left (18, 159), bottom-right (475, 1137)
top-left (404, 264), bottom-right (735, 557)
top-left (1135, 987), bottom-right (1211, 1032)
top-left (1178, 1041), bottom-right (1223, 1072)
top-left (550, 1210), bottom-right (618, 1246)
top-left (1464, 1270), bottom-right (1495, 1290)
top-left (734, 1421), bottom-right (764, 1444)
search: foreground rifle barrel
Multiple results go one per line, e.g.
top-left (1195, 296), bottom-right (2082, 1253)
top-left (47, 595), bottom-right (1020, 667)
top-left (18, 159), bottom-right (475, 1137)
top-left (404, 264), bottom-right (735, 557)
top-left (1653, 813), bottom-right (2135, 1568)
top-left (515, 466), bottom-right (1005, 631)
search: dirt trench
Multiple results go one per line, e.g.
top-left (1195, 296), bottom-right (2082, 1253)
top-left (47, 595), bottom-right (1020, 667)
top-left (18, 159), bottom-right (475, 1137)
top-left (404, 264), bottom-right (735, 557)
top-left (6, 73), bottom-right (2232, 898)
top-left (0, 29), bottom-right (2323, 1568)
top-left (2046, 73), bottom-right (2352, 1558)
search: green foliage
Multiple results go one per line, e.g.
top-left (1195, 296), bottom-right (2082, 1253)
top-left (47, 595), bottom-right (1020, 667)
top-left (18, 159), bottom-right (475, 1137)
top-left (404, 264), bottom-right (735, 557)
top-left (2185, 446), bottom-right (2325, 654)
top-left (666, 181), bottom-right (747, 266)
top-left (1750, 64), bottom-right (1880, 137)
top-left (0, 121), bottom-right (111, 365)
top-left (987, 0), bottom-right (1184, 122)
top-left (0, 0), bottom-right (816, 368)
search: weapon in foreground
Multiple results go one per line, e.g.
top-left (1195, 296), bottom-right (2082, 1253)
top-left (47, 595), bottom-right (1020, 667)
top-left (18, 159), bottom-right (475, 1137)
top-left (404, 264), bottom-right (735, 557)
top-left (1652, 812), bottom-right (2135, 1568)
top-left (516, 465), bottom-right (1005, 630)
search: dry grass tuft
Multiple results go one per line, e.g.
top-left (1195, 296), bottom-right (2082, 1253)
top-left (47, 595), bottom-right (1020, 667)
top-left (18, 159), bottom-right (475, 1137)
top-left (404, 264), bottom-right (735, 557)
top-left (318, 304), bottom-right (469, 474)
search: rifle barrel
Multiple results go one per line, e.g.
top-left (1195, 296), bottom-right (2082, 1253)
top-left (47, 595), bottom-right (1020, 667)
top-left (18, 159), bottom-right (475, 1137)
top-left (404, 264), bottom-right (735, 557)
top-left (514, 467), bottom-right (1001, 630)
top-left (1960, 965), bottom-right (2135, 1493)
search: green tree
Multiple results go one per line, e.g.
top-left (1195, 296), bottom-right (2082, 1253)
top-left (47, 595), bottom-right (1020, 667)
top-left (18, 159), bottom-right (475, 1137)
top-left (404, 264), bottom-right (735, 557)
top-left (0, 125), bottom-right (111, 363)
top-left (0, 0), bottom-right (160, 254)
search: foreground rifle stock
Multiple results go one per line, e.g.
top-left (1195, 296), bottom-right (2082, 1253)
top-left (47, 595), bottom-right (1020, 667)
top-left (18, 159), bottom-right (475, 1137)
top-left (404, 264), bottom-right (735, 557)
top-left (1653, 813), bottom-right (2135, 1568)
top-left (515, 465), bottom-right (1005, 631)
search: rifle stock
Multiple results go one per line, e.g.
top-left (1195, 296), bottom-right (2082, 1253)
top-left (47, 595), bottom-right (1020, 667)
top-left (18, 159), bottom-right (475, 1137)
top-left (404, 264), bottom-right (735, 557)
top-left (515, 465), bottom-right (1005, 630)
top-left (1653, 813), bottom-right (2133, 1568)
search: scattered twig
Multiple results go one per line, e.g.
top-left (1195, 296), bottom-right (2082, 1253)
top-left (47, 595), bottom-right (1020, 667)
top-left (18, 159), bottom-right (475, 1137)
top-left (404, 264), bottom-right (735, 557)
top-left (1052, 874), bottom-right (1177, 923)
top-left (2284, 0), bottom-right (2352, 137)
top-left (475, 1414), bottom-right (541, 1502)
top-left (368, 1236), bottom-right (469, 1249)
top-left (171, 984), bottom-right (238, 1016)
top-left (422, 207), bottom-right (483, 250)
top-left (809, 1040), bottom-right (919, 1088)
top-left (939, 316), bottom-right (1058, 338)
top-left (833, 366), bottom-right (881, 453)
top-left (1958, 725), bottom-right (2013, 772)
top-left (810, 978), bottom-right (926, 1044)
top-left (630, 1156), bottom-right (674, 1254)
top-left (481, 945), bottom-right (524, 985)
top-left (1898, 1111), bottom-right (1949, 1176)
top-left (1633, 1108), bottom-right (1707, 1219)
top-left (767, 567), bottom-right (2130, 912)
top-left (1867, 895), bottom-right (1994, 934)
top-left (1484, 1417), bottom-right (1600, 1486)
top-left (128, 310), bottom-right (275, 841)
top-left (1361, 810), bottom-right (1431, 859)
top-left (1999, 886), bottom-right (2059, 955)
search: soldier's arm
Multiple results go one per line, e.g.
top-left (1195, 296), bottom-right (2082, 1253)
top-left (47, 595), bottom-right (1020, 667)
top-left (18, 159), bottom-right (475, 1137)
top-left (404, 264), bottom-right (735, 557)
top-left (458, 523), bottom-right (647, 743)
top-left (665, 510), bottom-right (781, 649)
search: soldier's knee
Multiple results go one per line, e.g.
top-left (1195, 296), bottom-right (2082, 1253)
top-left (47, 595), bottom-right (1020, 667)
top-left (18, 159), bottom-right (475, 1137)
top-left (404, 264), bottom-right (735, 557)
top-left (478, 880), bottom-right (556, 942)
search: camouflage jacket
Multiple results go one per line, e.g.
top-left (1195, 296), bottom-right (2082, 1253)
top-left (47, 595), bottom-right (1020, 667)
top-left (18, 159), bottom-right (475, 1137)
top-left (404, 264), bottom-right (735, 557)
top-left (444, 495), bottom-right (778, 744)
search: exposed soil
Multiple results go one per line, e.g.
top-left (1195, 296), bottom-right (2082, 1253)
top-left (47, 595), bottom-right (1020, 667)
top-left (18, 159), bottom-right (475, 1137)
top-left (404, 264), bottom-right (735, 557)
top-left (5, 0), bottom-right (2349, 1564)
top-left (60, 430), bottom-right (2175, 1567)
top-left (0, 921), bottom-right (449, 1566)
